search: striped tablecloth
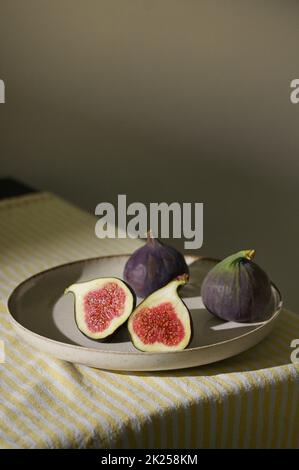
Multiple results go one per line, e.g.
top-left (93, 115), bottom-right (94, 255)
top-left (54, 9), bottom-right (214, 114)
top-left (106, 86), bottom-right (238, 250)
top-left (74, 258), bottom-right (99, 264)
top-left (0, 192), bottom-right (298, 449)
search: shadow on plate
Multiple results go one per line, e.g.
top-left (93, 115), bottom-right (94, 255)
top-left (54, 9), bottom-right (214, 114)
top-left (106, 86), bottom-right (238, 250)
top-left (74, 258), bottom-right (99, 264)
top-left (9, 264), bottom-right (84, 345)
top-left (180, 257), bottom-right (218, 298)
top-left (113, 308), bottom-right (295, 378)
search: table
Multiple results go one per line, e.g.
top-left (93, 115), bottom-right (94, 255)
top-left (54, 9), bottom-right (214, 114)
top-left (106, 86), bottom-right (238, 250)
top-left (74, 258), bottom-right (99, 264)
top-left (0, 188), bottom-right (298, 448)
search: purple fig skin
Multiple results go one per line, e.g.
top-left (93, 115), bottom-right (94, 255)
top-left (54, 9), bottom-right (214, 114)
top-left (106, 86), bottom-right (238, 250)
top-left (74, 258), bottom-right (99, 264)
top-left (124, 233), bottom-right (189, 298)
top-left (201, 250), bottom-right (272, 323)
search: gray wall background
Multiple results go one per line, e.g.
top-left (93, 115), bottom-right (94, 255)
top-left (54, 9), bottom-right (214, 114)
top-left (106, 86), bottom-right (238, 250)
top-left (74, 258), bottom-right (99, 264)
top-left (1, 1), bottom-right (299, 309)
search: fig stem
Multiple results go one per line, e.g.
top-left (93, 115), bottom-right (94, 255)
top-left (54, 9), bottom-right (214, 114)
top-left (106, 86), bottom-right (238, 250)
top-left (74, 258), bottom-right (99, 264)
top-left (147, 229), bottom-right (154, 241)
top-left (245, 249), bottom-right (256, 260)
top-left (147, 229), bottom-right (158, 244)
top-left (176, 273), bottom-right (189, 284)
top-left (169, 273), bottom-right (189, 289)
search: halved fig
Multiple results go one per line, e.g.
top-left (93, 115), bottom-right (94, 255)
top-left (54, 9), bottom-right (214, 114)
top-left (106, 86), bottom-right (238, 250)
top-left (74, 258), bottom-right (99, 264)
top-left (65, 278), bottom-right (134, 339)
top-left (128, 274), bottom-right (191, 352)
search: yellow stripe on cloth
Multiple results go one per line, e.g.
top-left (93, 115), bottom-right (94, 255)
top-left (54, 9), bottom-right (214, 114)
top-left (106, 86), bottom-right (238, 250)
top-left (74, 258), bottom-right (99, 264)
top-left (0, 192), bottom-right (299, 448)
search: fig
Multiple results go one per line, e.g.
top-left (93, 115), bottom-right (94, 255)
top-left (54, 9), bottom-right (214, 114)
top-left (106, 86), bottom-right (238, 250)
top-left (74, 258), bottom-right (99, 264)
top-left (201, 250), bottom-right (272, 323)
top-left (128, 274), bottom-right (191, 352)
top-left (124, 231), bottom-right (189, 298)
top-left (65, 278), bottom-right (134, 339)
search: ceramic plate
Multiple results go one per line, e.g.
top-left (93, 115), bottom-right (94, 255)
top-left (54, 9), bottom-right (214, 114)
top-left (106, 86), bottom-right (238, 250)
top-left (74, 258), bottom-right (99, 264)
top-left (7, 255), bottom-right (282, 371)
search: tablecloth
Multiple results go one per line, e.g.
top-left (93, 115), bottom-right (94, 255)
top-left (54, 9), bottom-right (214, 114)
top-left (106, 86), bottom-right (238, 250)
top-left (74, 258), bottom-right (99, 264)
top-left (0, 192), bottom-right (298, 449)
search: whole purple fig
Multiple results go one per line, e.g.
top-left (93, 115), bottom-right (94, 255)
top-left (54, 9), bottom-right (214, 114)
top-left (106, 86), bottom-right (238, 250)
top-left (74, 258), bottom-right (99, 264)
top-left (124, 232), bottom-right (189, 298)
top-left (201, 250), bottom-right (272, 323)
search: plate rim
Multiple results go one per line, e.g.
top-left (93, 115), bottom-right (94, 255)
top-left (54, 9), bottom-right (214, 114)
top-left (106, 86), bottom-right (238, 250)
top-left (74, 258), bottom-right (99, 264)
top-left (7, 254), bottom-right (283, 357)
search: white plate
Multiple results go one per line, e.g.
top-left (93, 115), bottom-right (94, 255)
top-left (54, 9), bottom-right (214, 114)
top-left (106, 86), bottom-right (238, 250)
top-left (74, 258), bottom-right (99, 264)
top-left (7, 255), bottom-right (282, 371)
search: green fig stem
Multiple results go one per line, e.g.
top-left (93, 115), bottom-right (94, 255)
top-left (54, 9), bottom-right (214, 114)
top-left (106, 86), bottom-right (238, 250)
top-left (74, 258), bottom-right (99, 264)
top-left (217, 249), bottom-right (256, 271)
top-left (244, 249), bottom-right (256, 261)
top-left (233, 249), bottom-right (255, 262)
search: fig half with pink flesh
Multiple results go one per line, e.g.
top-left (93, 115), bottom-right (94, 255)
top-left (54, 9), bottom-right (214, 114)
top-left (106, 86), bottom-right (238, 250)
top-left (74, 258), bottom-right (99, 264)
top-left (128, 274), bottom-right (191, 352)
top-left (65, 278), bottom-right (134, 340)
